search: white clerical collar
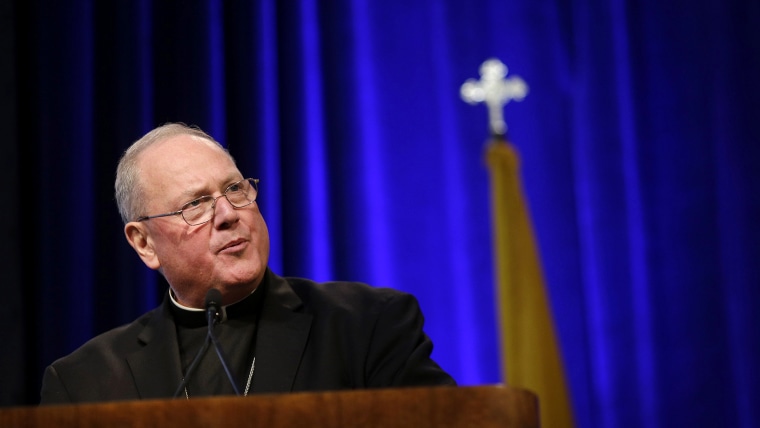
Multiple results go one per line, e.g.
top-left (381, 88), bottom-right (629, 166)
top-left (169, 289), bottom-right (203, 311)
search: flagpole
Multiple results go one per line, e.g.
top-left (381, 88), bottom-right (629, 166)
top-left (484, 137), bottom-right (520, 383)
top-left (463, 58), bottom-right (575, 427)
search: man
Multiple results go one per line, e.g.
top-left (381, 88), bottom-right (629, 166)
top-left (40, 123), bottom-right (455, 403)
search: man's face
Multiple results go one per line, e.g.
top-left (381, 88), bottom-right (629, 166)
top-left (126, 134), bottom-right (270, 307)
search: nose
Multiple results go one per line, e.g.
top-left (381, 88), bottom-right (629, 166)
top-left (212, 194), bottom-right (240, 228)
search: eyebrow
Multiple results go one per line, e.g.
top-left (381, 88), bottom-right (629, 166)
top-left (177, 189), bottom-right (204, 201)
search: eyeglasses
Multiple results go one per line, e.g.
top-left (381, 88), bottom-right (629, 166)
top-left (135, 178), bottom-right (260, 226)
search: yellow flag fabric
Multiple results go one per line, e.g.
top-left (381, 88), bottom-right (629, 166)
top-left (485, 138), bottom-right (575, 427)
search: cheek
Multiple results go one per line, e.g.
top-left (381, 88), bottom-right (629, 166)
top-left (251, 214), bottom-right (270, 257)
top-left (156, 231), bottom-right (212, 272)
top-left (254, 213), bottom-right (268, 237)
top-left (161, 246), bottom-right (214, 292)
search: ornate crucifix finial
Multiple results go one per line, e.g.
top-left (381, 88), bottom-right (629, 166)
top-left (460, 58), bottom-right (528, 137)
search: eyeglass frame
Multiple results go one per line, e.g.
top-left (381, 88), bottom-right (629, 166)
top-left (134, 178), bottom-right (260, 226)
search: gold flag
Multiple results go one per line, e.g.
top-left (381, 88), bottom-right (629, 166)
top-left (486, 137), bottom-right (575, 427)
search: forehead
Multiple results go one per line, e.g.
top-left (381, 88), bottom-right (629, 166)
top-left (137, 134), bottom-right (240, 202)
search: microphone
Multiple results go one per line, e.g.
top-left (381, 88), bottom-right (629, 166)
top-left (205, 288), bottom-right (242, 395)
top-left (204, 288), bottom-right (227, 324)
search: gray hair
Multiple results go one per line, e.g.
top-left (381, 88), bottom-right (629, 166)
top-left (114, 123), bottom-right (233, 224)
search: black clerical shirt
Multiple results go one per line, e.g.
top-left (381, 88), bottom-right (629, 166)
top-left (170, 285), bottom-right (265, 397)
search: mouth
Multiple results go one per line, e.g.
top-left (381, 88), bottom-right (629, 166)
top-left (219, 238), bottom-right (247, 253)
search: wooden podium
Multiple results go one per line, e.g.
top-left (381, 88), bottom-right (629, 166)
top-left (0, 385), bottom-right (538, 427)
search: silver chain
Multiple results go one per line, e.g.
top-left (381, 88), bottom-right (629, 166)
top-left (243, 357), bottom-right (256, 396)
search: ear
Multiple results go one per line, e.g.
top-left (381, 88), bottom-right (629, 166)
top-left (124, 222), bottom-right (161, 270)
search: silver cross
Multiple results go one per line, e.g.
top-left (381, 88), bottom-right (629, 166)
top-left (461, 58), bottom-right (528, 136)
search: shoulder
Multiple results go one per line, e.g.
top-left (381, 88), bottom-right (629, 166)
top-left (279, 275), bottom-right (417, 316)
top-left (40, 305), bottom-right (169, 404)
top-left (48, 307), bottom-right (160, 371)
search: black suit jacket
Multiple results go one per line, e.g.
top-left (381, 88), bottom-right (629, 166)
top-left (40, 270), bottom-right (455, 404)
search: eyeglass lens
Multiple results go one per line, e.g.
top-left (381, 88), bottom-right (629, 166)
top-left (181, 179), bottom-right (258, 225)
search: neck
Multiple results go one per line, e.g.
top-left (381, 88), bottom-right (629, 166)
top-left (170, 270), bottom-right (268, 309)
top-left (170, 283), bottom-right (261, 309)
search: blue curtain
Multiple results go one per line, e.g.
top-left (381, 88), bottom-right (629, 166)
top-left (3, 1), bottom-right (759, 427)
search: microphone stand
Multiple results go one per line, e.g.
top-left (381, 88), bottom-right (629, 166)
top-left (206, 303), bottom-right (242, 395)
top-left (173, 335), bottom-right (212, 398)
top-left (172, 289), bottom-right (242, 397)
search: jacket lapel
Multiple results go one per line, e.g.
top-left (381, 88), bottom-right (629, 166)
top-left (126, 295), bottom-right (184, 399)
top-left (122, 272), bottom-right (313, 397)
top-left (252, 273), bottom-right (313, 393)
